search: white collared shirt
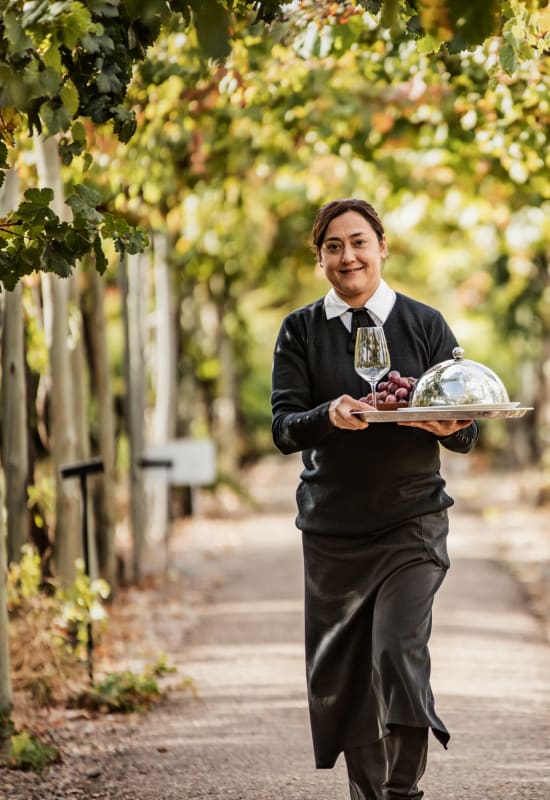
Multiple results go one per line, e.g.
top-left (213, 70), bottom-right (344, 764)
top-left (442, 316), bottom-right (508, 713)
top-left (324, 280), bottom-right (397, 331)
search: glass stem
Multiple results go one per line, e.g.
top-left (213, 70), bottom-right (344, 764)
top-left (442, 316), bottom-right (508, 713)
top-left (371, 382), bottom-right (377, 409)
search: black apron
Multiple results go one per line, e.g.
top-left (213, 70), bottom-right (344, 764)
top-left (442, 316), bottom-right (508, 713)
top-left (302, 509), bottom-right (451, 769)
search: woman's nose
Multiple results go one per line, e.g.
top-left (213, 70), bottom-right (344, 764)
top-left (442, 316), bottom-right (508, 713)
top-left (341, 244), bottom-right (356, 263)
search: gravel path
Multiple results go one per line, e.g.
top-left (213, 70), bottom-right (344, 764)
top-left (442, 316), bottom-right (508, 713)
top-left (2, 454), bottom-right (550, 799)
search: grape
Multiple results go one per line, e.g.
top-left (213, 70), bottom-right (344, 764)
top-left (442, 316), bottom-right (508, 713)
top-left (358, 369), bottom-right (418, 407)
top-left (358, 370), bottom-right (418, 407)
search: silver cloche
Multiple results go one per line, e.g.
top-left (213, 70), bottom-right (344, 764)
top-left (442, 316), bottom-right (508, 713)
top-left (409, 347), bottom-right (510, 407)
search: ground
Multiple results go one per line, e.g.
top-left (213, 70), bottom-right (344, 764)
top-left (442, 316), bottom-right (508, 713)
top-left (1, 452), bottom-right (550, 799)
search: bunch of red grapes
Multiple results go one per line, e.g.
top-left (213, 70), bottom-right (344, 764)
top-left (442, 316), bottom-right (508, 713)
top-left (361, 370), bottom-right (417, 405)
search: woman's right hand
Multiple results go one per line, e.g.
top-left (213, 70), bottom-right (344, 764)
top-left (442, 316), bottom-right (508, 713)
top-left (328, 394), bottom-right (371, 430)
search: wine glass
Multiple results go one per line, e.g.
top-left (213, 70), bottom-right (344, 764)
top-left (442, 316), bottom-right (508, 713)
top-left (354, 326), bottom-right (391, 409)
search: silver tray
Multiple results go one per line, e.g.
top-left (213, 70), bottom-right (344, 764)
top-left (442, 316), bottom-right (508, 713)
top-left (350, 404), bottom-right (532, 423)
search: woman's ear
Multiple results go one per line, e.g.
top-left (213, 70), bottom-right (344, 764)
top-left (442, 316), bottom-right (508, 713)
top-left (317, 248), bottom-right (325, 269)
top-left (380, 235), bottom-right (388, 259)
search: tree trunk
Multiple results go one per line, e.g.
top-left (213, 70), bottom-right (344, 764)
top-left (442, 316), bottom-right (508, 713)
top-left (212, 328), bottom-right (239, 477)
top-left (82, 268), bottom-right (118, 591)
top-left (530, 254), bottom-right (550, 474)
top-left (119, 253), bottom-right (147, 583)
top-left (68, 267), bottom-right (98, 579)
top-left (0, 478), bottom-right (13, 760)
top-left (0, 169), bottom-right (29, 563)
top-left (148, 233), bottom-right (177, 545)
top-left (34, 134), bottom-right (81, 585)
top-left (69, 274), bottom-right (90, 464)
top-left (0, 329), bottom-right (14, 761)
top-left (536, 328), bottom-right (550, 465)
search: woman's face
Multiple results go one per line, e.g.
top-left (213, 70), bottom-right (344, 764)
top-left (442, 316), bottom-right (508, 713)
top-left (317, 210), bottom-right (387, 306)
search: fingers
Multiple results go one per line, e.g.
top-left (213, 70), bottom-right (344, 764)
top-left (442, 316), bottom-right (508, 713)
top-left (329, 394), bottom-right (370, 430)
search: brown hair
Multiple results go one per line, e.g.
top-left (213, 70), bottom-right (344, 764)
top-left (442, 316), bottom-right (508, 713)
top-left (312, 198), bottom-right (385, 251)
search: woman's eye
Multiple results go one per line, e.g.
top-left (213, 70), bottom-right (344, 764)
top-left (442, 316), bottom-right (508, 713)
top-left (353, 239), bottom-right (368, 247)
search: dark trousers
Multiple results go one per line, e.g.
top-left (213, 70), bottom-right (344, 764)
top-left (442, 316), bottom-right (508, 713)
top-left (344, 725), bottom-right (428, 800)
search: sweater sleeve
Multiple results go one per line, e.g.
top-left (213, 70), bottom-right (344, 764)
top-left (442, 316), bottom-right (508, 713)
top-left (271, 313), bottom-right (334, 455)
top-left (438, 422), bottom-right (479, 454)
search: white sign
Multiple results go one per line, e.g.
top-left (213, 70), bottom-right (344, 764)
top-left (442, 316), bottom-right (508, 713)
top-left (142, 438), bottom-right (216, 486)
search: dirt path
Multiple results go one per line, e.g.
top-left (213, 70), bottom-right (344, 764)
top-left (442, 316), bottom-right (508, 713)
top-left (2, 455), bottom-right (550, 799)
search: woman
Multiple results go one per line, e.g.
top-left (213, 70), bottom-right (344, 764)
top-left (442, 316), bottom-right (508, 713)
top-left (271, 198), bottom-right (478, 800)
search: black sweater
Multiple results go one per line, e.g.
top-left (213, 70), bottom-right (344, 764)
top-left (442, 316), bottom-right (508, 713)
top-left (271, 293), bottom-right (478, 535)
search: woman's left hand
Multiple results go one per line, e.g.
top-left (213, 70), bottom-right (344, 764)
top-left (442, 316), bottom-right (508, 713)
top-left (397, 419), bottom-right (473, 437)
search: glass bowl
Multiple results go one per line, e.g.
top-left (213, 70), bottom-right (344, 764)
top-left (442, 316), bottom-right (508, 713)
top-left (409, 347), bottom-right (510, 407)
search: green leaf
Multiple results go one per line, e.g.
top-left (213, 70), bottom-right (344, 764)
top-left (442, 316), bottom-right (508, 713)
top-left (124, 226), bottom-right (149, 254)
top-left (86, 0), bottom-right (120, 17)
top-left (58, 118), bottom-right (87, 164)
top-left (17, 60), bottom-right (45, 105)
top-left (0, 252), bottom-right (20, 291)
top-left (22, 188), bottom-right (54, 207)
top-left (82, 152), bottom-right (93, 171)
top-left (100, 213), bottom-right (149, 255)
top-left (59, 138), bottom-right (85, 165)
top-left (416, 34), bottom-right (442, 54)
top-left (60, 79), bottom-right (80, 117)
top-left (96, 72), bottom-right (114, 93)
top-left (80, 30), bottom-right (114, 55)
top-left (3, 12), bottom-right (34, 55)
top-left (71, 121), bottom-right (86, 143)
top-left (42, 42), bottom-right (63, 72)
top-left (9, 730), bottom-right (60, 772)
top-left (37, 67), bottom-right (62, 96)
top-left (93, 234), bottom-right (107, 274)
top-left (448, 0), bottom-right (500, 45)
top-left (112, 106), bottom-right (137, 143)
top-left (499, 41), bottom-right (517, 75)
top-left (65, 184), bottom-right (104, 222)
top-left (381, 0), bottom-right (400, 31)
top-left (60, 3), bottom-right (94, 49)
top-left (189, 0), bottom-right (231, 61)
top-left (42, 239), bottom-right (74, 278)
top-left (21, 0), bottom-right (53, 28)
top-left (40, 102), bottom-right (73, 135)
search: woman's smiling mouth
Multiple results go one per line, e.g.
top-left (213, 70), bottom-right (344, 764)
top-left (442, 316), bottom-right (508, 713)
top-left (340, 265), bottom-right (367, 273)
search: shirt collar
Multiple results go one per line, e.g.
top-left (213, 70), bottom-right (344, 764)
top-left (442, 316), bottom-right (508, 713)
top-left (324, 280), bottom-right (396, 325)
